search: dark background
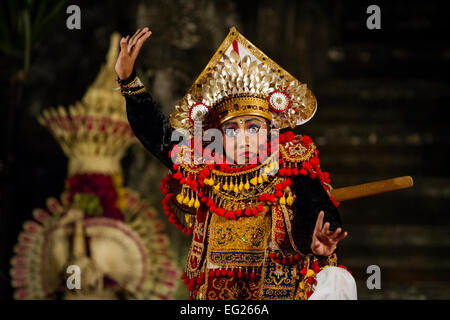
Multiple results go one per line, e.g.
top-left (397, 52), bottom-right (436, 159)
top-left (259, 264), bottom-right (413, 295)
top-left (1, 0), bottom-right (449, 299)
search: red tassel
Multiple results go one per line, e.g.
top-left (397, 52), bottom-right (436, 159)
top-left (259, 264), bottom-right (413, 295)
top-left (181, 272), bottom-right (187, 280)
top-left (292, 167), bottom-right (299, 175)
top-left (173, 171), bottom-right (182, 180)
top-left (270, 194), bottom-right (276, 202)
top-left (227, 270), bottom-right (234, 277)
top-left (221, 269), bottom-right (228, 276)
top-left (279, 167), bottom-right (286, 176)
top-left (286, 168), bottom-right (292, 176)
top-left (258, 193), bottom-right (266, 201)
top-left (311, 260), bottom-right (320, 272)
top-left (215, 270), bottom-right (221, 277)
top-left (269, 252), bottom-right (276, 259)
top-left (237, 271), bottom-right (244, 278)
top-left (244, 208), bottom-right (252, 216)
top-left (303, 162), bottom-right (313, 170)
top-left (209, 270), bottom-right (215, 277)
top-left (252, 207), bottom-right (259, 215)
top-left (257, 203), bottom-right (264, 212)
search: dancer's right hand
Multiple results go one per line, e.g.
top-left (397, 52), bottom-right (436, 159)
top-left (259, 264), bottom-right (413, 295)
top-left (115, 27), bottom-right (152, 80)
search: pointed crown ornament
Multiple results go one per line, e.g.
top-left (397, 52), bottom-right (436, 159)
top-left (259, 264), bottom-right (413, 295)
top-left (169, 27), bottom-right (317, 130)
top-left (11, 33), bottom-right (180, 300)
top-left (38, 33), bottom-right (136, 176)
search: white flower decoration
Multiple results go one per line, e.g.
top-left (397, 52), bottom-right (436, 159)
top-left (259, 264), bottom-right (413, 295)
top-left (268, 90), bottom-right (291, 113)
top-left (189, 102), bottom-right (210, 124)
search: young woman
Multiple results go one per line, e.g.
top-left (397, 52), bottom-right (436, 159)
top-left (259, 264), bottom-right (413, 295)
top-left (115, 27), bottom-right (356, 300)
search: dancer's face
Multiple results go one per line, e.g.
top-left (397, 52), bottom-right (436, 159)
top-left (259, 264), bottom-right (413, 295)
top-left (220, 115), bottom-right (269, 164)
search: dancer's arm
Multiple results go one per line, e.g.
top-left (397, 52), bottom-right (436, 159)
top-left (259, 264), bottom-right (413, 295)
top-left (115, 27), bottom-right (175, 169)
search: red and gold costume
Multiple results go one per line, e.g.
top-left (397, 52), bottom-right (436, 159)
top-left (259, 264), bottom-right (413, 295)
top-left (119, 27), bottom-right (355, 300)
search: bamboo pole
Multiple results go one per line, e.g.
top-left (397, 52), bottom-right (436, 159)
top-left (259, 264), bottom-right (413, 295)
top-left (329, 176), bottom-right (414, 202)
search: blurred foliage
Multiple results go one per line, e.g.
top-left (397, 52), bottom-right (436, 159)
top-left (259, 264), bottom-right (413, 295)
top-left (0, 0), bottom-right (67, 77)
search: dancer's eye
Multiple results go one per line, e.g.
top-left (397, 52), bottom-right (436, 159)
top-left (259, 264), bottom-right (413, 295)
top-left (246, 123), bottom-right (260, 134)
top-left (225, 128), bottom-right (239, 137)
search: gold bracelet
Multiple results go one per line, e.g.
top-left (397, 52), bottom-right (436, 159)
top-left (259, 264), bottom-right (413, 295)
top-left (120, 76), bottom-right (139, 88)
top-left (120, 86), bottom-right (146, 96)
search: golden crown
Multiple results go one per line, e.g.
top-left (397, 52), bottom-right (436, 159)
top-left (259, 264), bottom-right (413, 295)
top-left (207, 95), bottom-right (272, 127)
top-left (170, 27), bottom-right (317, 131)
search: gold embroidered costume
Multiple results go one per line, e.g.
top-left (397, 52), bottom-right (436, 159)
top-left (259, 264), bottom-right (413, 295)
top-left (120, 27), bottom-right (348, 300)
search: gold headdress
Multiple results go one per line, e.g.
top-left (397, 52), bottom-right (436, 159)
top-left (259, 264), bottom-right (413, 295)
top-left (170, 27), bottom-right (317, 130)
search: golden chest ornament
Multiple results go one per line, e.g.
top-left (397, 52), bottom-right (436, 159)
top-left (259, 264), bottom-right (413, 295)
top-left (159, 131), bottom-right (341, 299)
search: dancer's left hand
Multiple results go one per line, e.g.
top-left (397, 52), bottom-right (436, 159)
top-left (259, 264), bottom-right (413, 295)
top-left (311, 210), bottom-right (348, 256)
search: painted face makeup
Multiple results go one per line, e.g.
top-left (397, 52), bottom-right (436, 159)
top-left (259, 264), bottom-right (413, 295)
top-left (221, 115), bottom-right (269, 164)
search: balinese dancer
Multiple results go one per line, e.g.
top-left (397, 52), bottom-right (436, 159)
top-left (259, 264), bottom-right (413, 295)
top-left (115, 27), bottom-right (357, 300)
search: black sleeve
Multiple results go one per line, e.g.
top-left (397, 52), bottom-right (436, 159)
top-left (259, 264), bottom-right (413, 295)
top-left (119, 71), bottom-right (176, 170)
top-left (291, 174), bottom-right (343, 255)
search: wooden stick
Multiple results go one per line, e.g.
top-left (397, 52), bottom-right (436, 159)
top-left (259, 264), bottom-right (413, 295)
top-left (329, 176), bottom-right (414, 202)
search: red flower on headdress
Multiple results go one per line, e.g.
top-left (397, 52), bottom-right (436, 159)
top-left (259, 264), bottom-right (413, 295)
top-left (189, 102), bottom-right (210, 124)
top-left (268, 90), bottom-right (291, 113)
